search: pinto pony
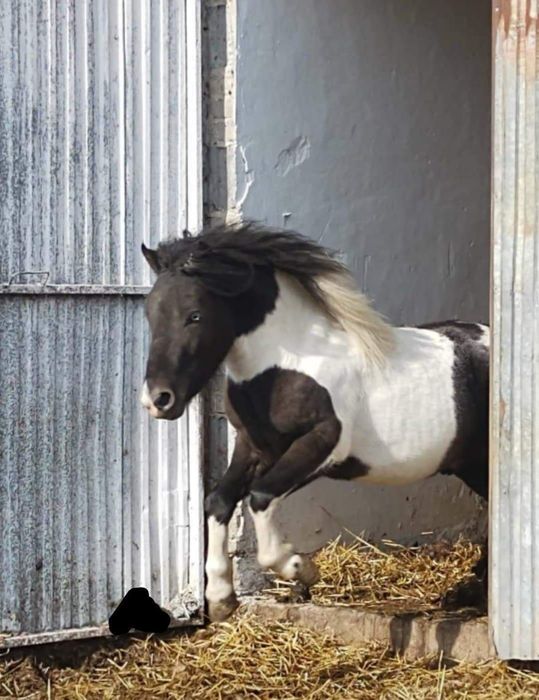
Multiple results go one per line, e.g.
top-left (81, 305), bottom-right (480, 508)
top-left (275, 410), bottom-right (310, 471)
top-left (140, 223), bottom-right (489, 621)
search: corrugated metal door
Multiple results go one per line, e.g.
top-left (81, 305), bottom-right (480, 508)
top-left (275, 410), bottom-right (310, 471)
top-left (0, 0), bottom-right (204, 644)
top-left (491, 0), bottom-right (539, 660)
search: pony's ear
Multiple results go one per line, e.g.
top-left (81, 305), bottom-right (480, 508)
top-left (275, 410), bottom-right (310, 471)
top-left (184, 254), bottom-right (254, 297)
top-left (141, 244), bottom-right (162, 274)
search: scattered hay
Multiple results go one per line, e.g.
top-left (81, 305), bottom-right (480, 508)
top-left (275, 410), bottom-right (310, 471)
top-left (2, 614), bottom-right (539, 699)
top-left (0, 539), bottom-right (528, 699)
top-left (269, 536), bottom-right (483, 614)
top-left (0, 656), bottom-right (47, 699)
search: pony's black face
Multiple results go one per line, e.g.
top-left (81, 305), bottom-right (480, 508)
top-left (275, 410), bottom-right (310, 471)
top-left (140, 234), bottom-right (281, 419)
top-left (142, 266), bottom-right (236, 421)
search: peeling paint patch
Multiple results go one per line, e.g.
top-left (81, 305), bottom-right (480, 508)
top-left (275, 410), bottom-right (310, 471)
top-left (237, 145), bottom-right (254, 213)
top-left (274, 136), bottom-right (311, 176)
top-left (496, 0), bottom-right (538, 37)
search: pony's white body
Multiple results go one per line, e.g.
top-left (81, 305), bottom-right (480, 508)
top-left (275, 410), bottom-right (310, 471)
top-left (226, 273), bottom-right (489, 486)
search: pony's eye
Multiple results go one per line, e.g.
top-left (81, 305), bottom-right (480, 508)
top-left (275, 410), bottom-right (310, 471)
top-left (187, 311), bottom-right (201, 325)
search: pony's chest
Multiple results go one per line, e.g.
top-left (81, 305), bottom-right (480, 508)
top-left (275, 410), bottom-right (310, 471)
top-left (226, 367), bottom-right (340, 462)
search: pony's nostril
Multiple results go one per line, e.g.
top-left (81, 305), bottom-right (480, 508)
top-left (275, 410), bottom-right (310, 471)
top-left (154, 391), bottom-right (173, 410)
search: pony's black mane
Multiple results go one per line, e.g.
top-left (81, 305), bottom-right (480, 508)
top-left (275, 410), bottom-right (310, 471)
top-left (155, 221), bottom-right (346, 304)
top-left (157, 222), bottom-right (342, 275)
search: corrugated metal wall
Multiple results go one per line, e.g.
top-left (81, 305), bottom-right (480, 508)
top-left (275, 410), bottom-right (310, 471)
top-left (491, 0), bottom-right (539, 660)
top-left (0, 0), bottom-right (204, 640)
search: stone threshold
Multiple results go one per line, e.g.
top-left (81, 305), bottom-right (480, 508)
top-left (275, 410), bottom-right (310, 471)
top-left (241, 598), bottom-right (495, 662)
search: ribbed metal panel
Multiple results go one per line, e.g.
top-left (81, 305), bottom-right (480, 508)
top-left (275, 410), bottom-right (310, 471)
top-left (0, 0), bottom-right (204, 639)
top-left (491, 0), bottom-right (539, 660)
top-left (0, 0), bottom-right (190, 286)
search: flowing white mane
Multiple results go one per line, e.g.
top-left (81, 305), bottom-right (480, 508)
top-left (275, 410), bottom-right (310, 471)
top-left (314, 270), bottom-right (395, 367)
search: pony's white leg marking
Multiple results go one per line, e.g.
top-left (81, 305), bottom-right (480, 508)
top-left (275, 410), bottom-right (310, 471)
top-left (205, 516), bottom-right (234, 603)
top-left (205, 516), bottom-right (238, 621)
top-left (249, 502), bottom-right (319, 586)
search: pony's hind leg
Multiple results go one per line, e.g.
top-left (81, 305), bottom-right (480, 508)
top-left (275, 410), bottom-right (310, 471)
top-left (443, 455), bottom-right (489, 611)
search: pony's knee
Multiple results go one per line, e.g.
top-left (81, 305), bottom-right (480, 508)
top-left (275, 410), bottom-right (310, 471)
top-left (205, 489), bottom-right (236, 524)
top-left (205, 548), bottom-right (234, 603)
top-left (205, 555), bottom-right (231, 580)
top-left (249, 488), bottom-right (274, 513)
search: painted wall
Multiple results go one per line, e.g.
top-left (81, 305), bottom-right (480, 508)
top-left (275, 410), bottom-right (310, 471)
top-left (232, 0), bottom-right (490, 577)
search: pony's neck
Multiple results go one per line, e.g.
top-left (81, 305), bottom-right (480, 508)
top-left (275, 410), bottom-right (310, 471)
top-left (225, 273), bottom-right (359, 383)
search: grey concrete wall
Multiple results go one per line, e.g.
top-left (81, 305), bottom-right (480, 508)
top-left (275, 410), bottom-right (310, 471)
top-left (231, 0), bottom-right (490, 578)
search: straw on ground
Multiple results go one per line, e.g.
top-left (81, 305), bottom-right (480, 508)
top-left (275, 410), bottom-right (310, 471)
top-left (269, 536), bottom-right (482, 614)
top-left (3, 538), bottom-right (537, 700)
top-left (2, 613), bottom-right (539, 700)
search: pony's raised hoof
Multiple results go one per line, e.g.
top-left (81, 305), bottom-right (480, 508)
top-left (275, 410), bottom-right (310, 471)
top-left (207, 593), bottom-right (239, 622)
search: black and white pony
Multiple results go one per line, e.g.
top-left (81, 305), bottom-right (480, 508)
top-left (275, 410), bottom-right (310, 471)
top-left (140, 223), bottom-right (489, 621)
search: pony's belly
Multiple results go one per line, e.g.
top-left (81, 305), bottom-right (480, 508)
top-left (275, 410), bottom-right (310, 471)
top-left (327, 417), bottom-right (455, 484)
top-left (327, 401), bottom-right (457, 485)
top-left (352, 451), bottom-right (448, 485)
top-left (344, 415), bottom-right (457, 485)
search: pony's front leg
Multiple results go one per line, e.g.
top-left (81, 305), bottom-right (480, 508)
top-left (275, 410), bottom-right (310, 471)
top-left (249, 499), bottom-right (320, 590)
top-left (205, 515), bottom-right (236, 621)
top-left (248, 418), bottom-right (340, 589)
top-left (204, 433), bottom-right (255, 621)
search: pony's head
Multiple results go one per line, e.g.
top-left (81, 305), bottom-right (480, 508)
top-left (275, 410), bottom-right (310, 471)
top-left (140, 228), bottom-right (277, 419)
